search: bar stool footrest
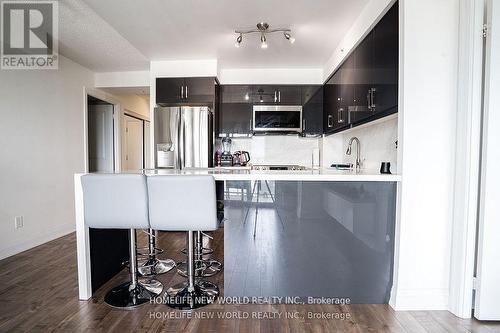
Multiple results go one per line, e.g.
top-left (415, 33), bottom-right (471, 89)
top-left (176, 259), bottom-right (222, 278)
top-left (138, 258), bottom-right (176, 276)
top-left (136, 246), bottom-right (164, 258)
top-left (181, 247), bottom-right (214, 256)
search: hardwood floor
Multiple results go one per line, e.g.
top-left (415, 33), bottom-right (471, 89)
top-left (0, 231), bottom-right (499, 333)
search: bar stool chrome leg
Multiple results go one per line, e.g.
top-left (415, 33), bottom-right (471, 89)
top-left (138, 229), bottom-right (175, 277)
top-left (177, 231), bottom-right (222, 278)
top-left (104, 229), bottom-right (162, 309)
top-left (165, 231), bottom-right (219, 310)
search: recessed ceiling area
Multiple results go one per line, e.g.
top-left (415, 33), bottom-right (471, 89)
top-left (59, 0), bottom-right (369, 72)
top-left (100, 87), bottom-right (150, 96)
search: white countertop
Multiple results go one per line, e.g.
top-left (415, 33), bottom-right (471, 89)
top-left (140, 167), bottom-right (401, 182)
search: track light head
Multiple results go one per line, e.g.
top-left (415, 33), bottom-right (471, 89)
top-left (260, 34), bottom-right (267, 49)
top-left (284, 31), bottom-right (295, 44)
top-left (235, 34), bottom-right (242, 48)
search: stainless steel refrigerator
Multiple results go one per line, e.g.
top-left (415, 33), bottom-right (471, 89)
top-left (154, 106), bottom-right (214, 169)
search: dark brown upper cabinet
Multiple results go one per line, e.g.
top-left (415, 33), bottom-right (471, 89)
top-left (251, 85), bottom-right (302, 105)
top-left (251, 85), bottom-right (277, 104)
top-left (218, 85), bottom-right (253, 136)
top-left (324, 71), bottom-right (349, 134)
top-left (276, 86), bottom-right (302, 105)
top-left (156, 77), bottom-right (216, 105)
top-left (371, 3), bottom-right (398, 116)
top-left (323, 1), bottom-right (398, 135)
top-left (217, 84), bottom-right (323, 136)
top-left (156, 77), bottom-right (185, 104)
top-left (302, 85), bottom-right (323, 135)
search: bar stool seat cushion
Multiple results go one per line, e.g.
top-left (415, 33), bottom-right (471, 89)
top-left (81, 174), bottom-right (149, 229)
top-left (147, 175), bottom-right (217, 231)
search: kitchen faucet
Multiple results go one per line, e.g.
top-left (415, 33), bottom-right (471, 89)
top-left (346, 137), bottom-right (361, 171)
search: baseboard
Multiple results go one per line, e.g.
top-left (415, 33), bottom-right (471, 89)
top-left (0, 225), bottom-right (76, 260)
top-left (389, 288), bottom-right (449, 311)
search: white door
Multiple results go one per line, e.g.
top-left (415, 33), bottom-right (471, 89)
top-left (88, 104), bottom-right (114, 172)
top-left (474, 0), bottom-right (500, 321)
top-left (123, 115), bottom-right (144, 171)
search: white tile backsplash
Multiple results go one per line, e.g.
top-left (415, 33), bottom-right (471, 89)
top-left (217, 135), bottom-right (320, 167)
top-left (321, 116), bottom-right (398, 172)
top-left (217, 115), bottom-right (398, 171)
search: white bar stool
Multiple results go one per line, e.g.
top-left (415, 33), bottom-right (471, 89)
top-left (81, 174), bottom-right (162, 309)
top-left (147, 175), bottom-right (220, 310)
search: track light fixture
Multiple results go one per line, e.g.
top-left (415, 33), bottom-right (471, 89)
top-left (234, 22), bottom-right (295, 49)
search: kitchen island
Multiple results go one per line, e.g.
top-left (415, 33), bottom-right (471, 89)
top-left (75, 168), bottom-right (400, 303)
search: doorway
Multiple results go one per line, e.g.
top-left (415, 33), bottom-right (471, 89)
top-left (87, 95), bottom-right (115, 173)
top-left (122, 114), bottom-right (150, 171)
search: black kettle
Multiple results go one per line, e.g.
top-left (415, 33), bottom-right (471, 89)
top-left (233, 151), bottom-right (251, 166)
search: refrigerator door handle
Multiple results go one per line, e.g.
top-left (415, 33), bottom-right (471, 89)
top-left (178, 109), bottom-right (185, 169)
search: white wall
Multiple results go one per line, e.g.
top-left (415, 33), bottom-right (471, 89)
top-left (0, 55), bottom-right (94, 259)
top-left (113, 94), bottom-right (150, 119)
top-left (391, 0), bottom-right (459, 310)
top-left (95, 71), bottom-right (149, 88)
top-left (219, 68), bottom-right (323, 85)
top-left (151, 59), bottom-right (218, 78)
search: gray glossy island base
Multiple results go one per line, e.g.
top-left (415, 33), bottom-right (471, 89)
top-left (222, 180), bottom-right (397, 304)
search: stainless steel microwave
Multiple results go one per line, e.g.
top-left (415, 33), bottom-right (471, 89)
top-left (253, 105), bottom-right (303, 133)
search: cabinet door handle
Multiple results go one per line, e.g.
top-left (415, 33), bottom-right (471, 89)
top-left (328, 115), bottom-right (333, 128)
top-left (303, 119), bottom-right (306, 132)
top-left (367, 90), bottom-right (371, 111)
top-left (278, 90), bottom-right (281, 103)
top-left (274, 90), bottom-right (277, 103)
top-left (181, 85), bottom-right (184, 99)
top-left (185, 85), bottom-right (188, 99)
top-left (338, 108), bottom-right (344, 123)
top-left (370, 88), bottom-right (376, 110)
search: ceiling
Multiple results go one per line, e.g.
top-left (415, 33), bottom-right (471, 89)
top-left (59, 0), bottom-right (369, 72)
top-left (59, 0), bottom-right (149, 72)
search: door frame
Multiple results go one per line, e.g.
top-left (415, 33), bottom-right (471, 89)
top-left (473, 0), bottom-right (500, 320)
top-left (122, 108), bottom-right (150, 170)
top-left (83, 87), bottom-right (122, 173)
top-left (448, 0), bottom-right (486, 319)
